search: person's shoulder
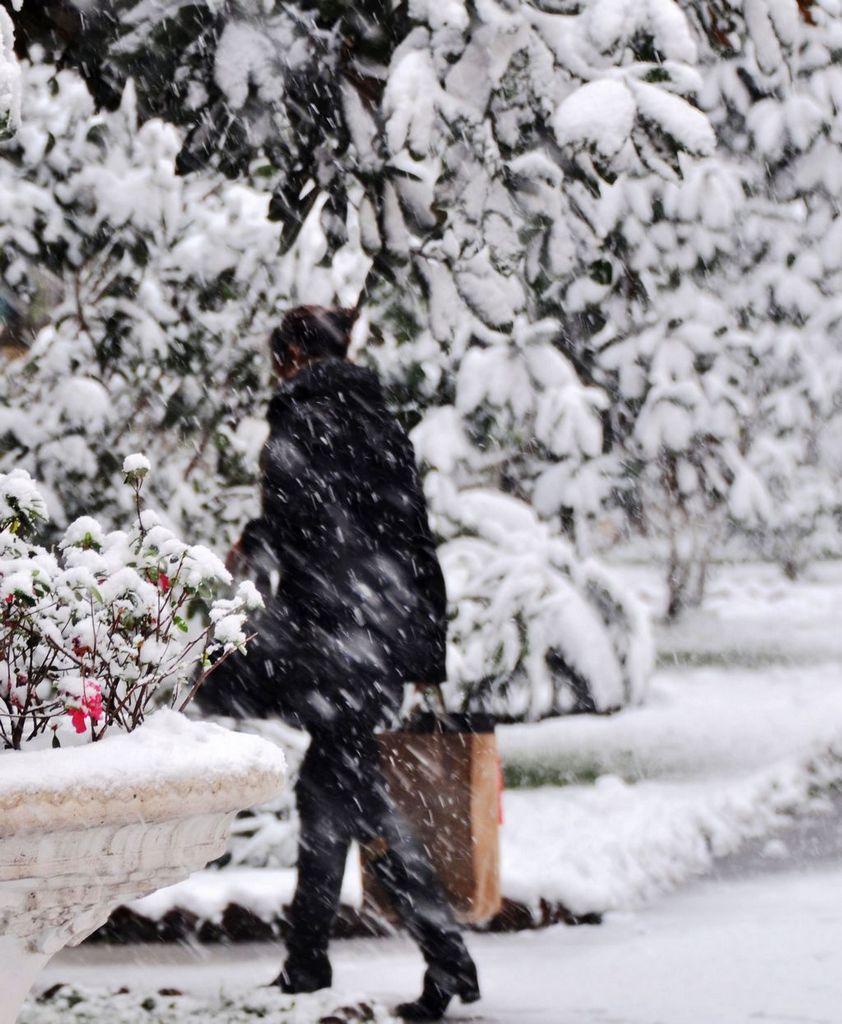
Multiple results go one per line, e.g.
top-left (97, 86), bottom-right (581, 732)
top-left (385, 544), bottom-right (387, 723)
top-left (296, 361), bottom-right (390, 414)
top-left (267, 387), bottom-right (294, 428)
top-left (268, 361), bottom-right (399, 447)
top-left (312, 360), bottom-right (384, 397)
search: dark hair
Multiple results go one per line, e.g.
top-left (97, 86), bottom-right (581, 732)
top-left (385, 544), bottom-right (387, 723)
top-left (270, 305), bottom-right (359, 366)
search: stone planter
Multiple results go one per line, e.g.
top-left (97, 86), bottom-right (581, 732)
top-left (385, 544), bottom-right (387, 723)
top-left (0, 712), bottom-right (285, 1024)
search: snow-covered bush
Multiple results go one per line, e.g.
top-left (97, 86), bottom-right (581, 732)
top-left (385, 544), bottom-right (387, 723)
top-left (600, 286), bottom-right (762, 616)
top-left (428, 479), bottom-right (653, 721)
top-left (0, 459), bottom-right (262, 751)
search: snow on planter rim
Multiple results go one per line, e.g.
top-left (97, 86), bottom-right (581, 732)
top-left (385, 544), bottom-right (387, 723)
top-left (0, 710), bottom-right (286, 837)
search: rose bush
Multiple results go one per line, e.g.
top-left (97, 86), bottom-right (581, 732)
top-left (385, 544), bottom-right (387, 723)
top-left (0, 456), bottom-right (262, 750)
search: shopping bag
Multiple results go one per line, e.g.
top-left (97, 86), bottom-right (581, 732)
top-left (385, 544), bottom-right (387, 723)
top-left (362, 709), bottom-right (502, 925)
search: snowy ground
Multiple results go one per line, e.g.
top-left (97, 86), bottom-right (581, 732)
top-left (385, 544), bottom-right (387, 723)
top-left (615, 559), bottom-right (842, 665)
top-left (31, 818), bottom-right (842, 1023)
top-left (20, 561), bottom-right (842, 1020)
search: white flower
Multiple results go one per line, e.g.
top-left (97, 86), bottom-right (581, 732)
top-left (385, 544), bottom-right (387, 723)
top-left (235, 579), bottom-right (265, 612)
top-left (122, 453), bottom-right (151, 482)
top-left (213, 613), bottom-right (247, 648)
top-left (0, 469), bottom-right (49, 529)
top-left (60, 516), bottom-right (106, 552)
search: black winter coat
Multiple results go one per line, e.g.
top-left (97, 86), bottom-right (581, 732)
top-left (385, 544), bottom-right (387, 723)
top-left (197, 359), bottom-right (448, 728)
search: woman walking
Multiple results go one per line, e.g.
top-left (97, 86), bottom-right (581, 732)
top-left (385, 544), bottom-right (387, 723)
top-left (198, 306), bottom-right (480, 1021)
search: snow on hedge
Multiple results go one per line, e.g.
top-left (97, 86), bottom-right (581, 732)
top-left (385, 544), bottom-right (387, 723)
top-left (501, 746), bottom-right (842, 916)
top-left (429, 481), bottom-right (652, 719)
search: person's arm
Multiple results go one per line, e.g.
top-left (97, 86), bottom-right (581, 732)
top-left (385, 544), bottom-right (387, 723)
top-left (224, 397), bottom-right (293, 595)
top-left (391, 427), bottom-right (449, 684)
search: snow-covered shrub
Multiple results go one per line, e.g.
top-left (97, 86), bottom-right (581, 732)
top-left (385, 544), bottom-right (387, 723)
top-left (736, 322), bottom-right (838, 577)
top-left (600, 288), bottom-right (763, 616)
top-left (0, 459), bottom-right (262, 751)
top-left (428, 479), bottom-right (653, 721)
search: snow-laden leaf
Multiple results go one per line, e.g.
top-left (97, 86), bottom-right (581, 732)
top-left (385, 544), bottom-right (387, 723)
top-left (553, 80), bottom-right (636, 162)
top-left (630, 80), bottom-right (715, 157)
top-left (384, 47), bottom-right (442, 157)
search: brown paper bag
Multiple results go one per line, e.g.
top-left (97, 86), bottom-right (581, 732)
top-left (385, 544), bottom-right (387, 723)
top-left (362, 712), bottom-right (502, 925)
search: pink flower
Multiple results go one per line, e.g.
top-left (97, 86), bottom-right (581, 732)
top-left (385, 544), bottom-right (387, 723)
top-left (65, 679), bottom-right (104, 733)
top-left (83, 680), bottom-right (103, 723)
top-left (68, 707), bottom-right (87, 733)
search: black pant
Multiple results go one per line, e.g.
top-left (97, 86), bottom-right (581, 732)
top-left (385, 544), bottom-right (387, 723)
top-left (287, 723), bottom-right (473, 986)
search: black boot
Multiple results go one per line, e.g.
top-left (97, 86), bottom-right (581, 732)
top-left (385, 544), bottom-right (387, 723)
top-left (271, 952), bottom-right (332, 994)
top-left (395, 961), bottom-right (480, 1021)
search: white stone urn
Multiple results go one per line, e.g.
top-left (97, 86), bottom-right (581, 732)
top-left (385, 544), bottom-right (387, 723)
top-left (0, 711), bottom-right (285, 1024)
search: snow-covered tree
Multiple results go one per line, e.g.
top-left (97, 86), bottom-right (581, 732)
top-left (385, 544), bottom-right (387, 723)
top-left (0, 59), bottom-right (286, 544)
top-left (577, 143), bottom-right (758, 616)
top-left (430, 482), bottom-right (652, 720)
top-left (567, 0), bottom-right (842, 613)
top-left (684, 0), bottom-right (842, 576)
top-left (3, 0), bottom-right (401, 264)
top-left (363, 0), bottom-right (719, 634)
top-left (0, 3), bottom-right (682, 712)
top-left (360, 0), bottom-right (710, 691)
top-left (365, 1), bottom-right (716, 493)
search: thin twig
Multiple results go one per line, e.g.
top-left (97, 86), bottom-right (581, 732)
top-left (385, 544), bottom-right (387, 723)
top-left (177, 635), bottom-right (255, 713)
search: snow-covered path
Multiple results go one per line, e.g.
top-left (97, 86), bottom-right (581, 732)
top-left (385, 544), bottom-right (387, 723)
top-left (39, 854), bottom-right (842, 1023)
